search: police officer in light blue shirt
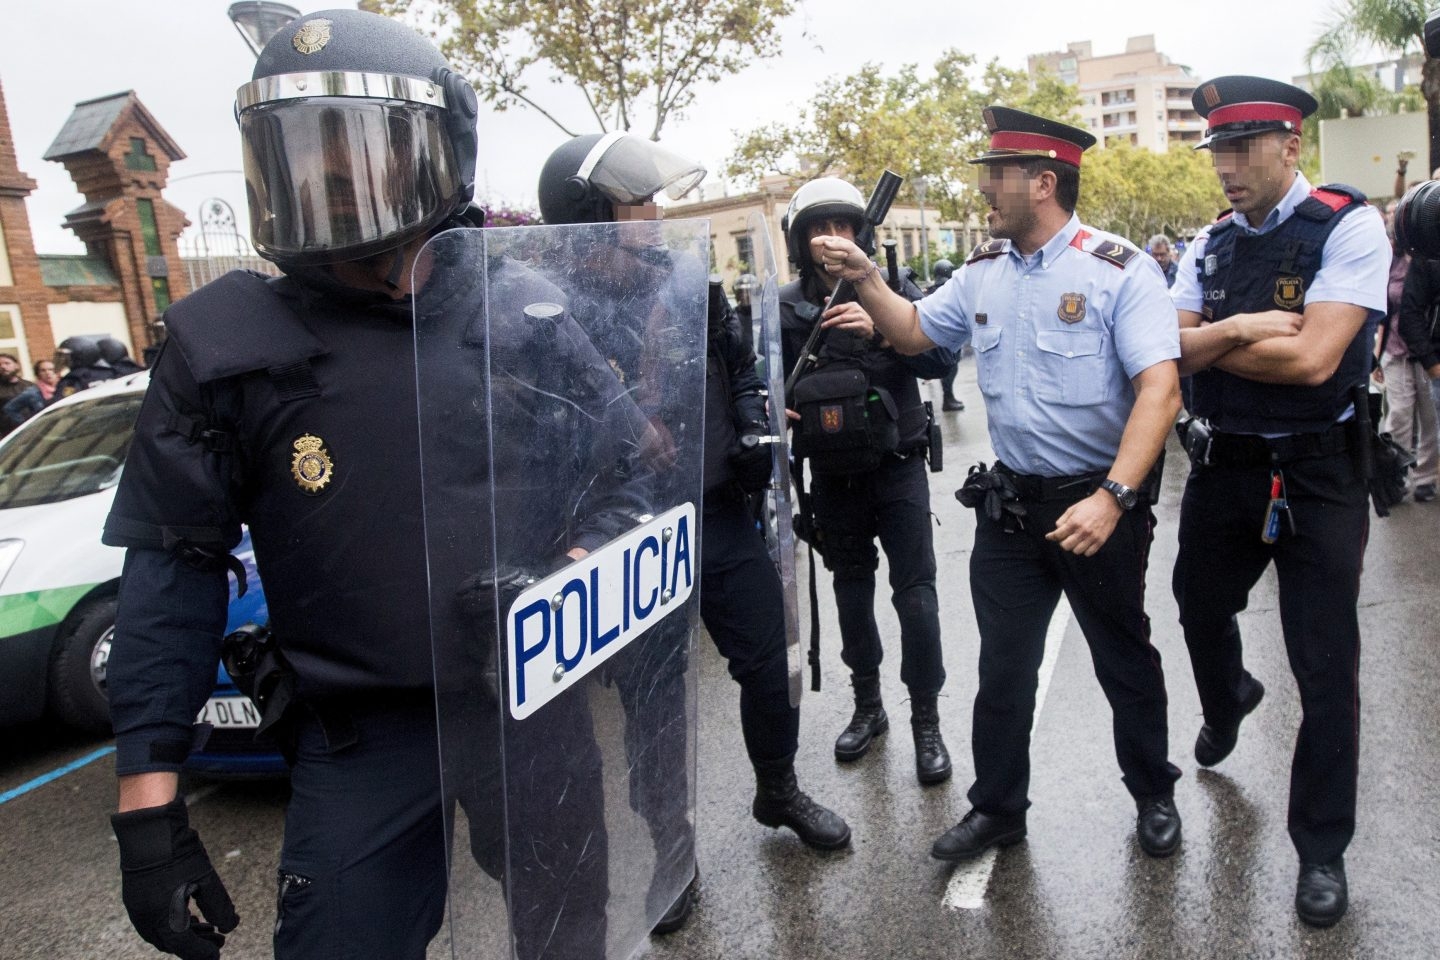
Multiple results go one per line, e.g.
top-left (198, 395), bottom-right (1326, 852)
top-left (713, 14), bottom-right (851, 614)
top-left (1167, 76), bottom-right (1389, 929)
top-left (809, 106), bottom-right (1185, 866)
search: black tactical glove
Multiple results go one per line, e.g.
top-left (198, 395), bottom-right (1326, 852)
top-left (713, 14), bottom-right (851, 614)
top-left (730, 424), bottom-right (776, 493)
top-left (111, 798), bottom-right (239, 960)
top-left (955, 463), bottom-right (1028, 530)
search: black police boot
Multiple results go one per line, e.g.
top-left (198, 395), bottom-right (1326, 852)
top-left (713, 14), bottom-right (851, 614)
top-left (752, 759), bottom-right (851, 850)
top-left (1296, 858), bottom-right (1348, 927)
top-left (1195, 675), bottom-right (1265, 767)
top-left (651, 864), bottom-right (700, 936)
top-left (834, 672), bottom-right (887, 762)
top-left (910, 695), bottom-right (952, 785)
top-left (942, 395), bottom-right (965, 412)
top-left (1135, 797), bottom-right (1182, 858)
top-left (931, 809), bottom-right (1027, 862)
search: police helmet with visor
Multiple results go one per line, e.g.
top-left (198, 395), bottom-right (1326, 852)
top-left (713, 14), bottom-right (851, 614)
top-left (235, 9), bottom-right (479, 266)
top-left (56, 336), bottom-right (101, 370)
top-left (931, 259), bottom-right (954, 281)
top-left (781, 177), bottom-right (871, 270)
top-left (537, 132), bottom-right (707, 225)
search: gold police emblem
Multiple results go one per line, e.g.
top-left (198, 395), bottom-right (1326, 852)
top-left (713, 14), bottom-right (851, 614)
top-left (1202, 84), bottom-right (1221, 108)
top-left (291, 434), bottom-right (334, 495)
top-left (821, 405), bottom-right (843, 433)
top-left (1058, 292), bottom-right (1087, 324)
top-left (292, 19), bottom-right (333, 55)
top-left (1274, 276), bottom-right (1305, 309)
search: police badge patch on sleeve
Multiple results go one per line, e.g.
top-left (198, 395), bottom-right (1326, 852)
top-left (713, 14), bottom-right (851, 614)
top-left (291, 434), bottom-right (335, 495)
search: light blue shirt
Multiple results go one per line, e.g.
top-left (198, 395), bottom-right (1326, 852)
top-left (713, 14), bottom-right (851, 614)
top-left (1171, 172), bottom-right (1389, 319)
top-left (917, 215), bottom-right (1179, 476)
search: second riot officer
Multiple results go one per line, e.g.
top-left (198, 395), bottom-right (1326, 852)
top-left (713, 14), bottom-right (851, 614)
top-left (780, 176), bottom-right (955, 785)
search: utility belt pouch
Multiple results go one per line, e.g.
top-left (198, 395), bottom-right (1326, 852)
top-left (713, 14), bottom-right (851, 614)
top-left (1175, 415), bottom-right (1213, 467)
top-left (791, 364), bottom-right (899, 474)
top-left (924, 400), bottom-right (944, 473)
top-left (220, 623), bottom-right (294, 740)
top-left (1350, 384), bottom-right (1413, 517)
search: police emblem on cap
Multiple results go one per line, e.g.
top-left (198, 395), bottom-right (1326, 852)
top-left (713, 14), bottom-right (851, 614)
top-left (1274, 276), bottom-right (1304, 310)
top-left (1202, 84), bottom-right (1221, 108)
top-left (821, 405), bottom-right (843, 433)
top-left (291, 434), bottom-right (334, 495)
top-left (292, 19), bottom-right (333, 55)
top-left (1058, 293), bottom-right (1087, 324)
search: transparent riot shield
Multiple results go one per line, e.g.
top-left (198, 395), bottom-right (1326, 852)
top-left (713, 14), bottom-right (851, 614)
top-left (413, 219), bottom-right (708, 960)
top-left (747, 212), bottom-right (803, 707)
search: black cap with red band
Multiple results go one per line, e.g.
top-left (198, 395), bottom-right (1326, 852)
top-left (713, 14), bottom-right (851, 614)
top-left (1192, 76), bottom-right (1318, 149)
top-left (968, 106), bottom-right (1097, 168)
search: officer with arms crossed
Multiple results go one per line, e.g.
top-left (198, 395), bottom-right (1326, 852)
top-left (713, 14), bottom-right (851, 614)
top-left (780, 177), bottom-right (955, 786)
top-left (1169, 77), bottom-right (1388, 927)
top-left (809, 108), bottom-right (1185, 863)
top-left (538, 134), bottom-right (851, 933)
top-left (103, 11), bottom-right (630, 959)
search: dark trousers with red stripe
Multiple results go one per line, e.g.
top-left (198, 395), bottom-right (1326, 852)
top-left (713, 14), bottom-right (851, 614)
top-left (1173, 450), bottom-right (1367, 865)
top-left (967, 497), bottom-right (1180, 816)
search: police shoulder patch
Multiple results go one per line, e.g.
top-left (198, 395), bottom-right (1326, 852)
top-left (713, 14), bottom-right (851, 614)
top-left (1085, 237), bottom-right (1139, 270)
top-left (965, 239), bottom-right (1007, 264)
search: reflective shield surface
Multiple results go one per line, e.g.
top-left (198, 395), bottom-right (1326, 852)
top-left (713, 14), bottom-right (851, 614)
top-left (413, 220), bottom-right (708, 959)
top-left (747, 212), bottom-right (802, 707)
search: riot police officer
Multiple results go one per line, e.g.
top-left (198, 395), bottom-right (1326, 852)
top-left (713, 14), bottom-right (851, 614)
top-left (925, 259), bottom-right (964, 411)
top-left (538, 133), bottom-right (852, 934)
top-left (52, 335), bottom-right (117, 399)
top-left (97, 335), bottom-right (145, 375)
top-left (1170, 76), bottom-right (1389, 927)
top-left (103, 11), bottom-right (622, 959)
top-left (779, 176), bottom-right (954, 786)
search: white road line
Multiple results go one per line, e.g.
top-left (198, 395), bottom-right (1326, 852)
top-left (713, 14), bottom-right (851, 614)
top-left (942, 598), bottom-right (1072, 911)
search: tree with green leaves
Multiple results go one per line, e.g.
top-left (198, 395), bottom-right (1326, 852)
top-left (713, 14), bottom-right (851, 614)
top-left (724, 50), bottom-right (1079, 228)
top-left (1309, 0), bottom-right (1439, 174)
top-left (1077, 142), bottom-right (1228, 244)
top-left (361, 0), bottom-right (793, 139)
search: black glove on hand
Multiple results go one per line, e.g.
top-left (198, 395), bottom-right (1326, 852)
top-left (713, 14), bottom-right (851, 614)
top-left (112, 798), bottom-right (239, 960)
top-left (730, 425), bottom-right (775, 493)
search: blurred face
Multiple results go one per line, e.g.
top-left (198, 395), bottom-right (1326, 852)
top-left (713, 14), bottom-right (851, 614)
top-left (1208, 132), bottom-right (1298, 221)
top-left (35, 361), bottom-right (59, 385)
top-left (976, 162), bottom-right (1040, 242)
top-left (0, 356), bottom-right (17, 379)
top-left (805, 218), bottom-right (856, 244)
top-left (1150, 243), bottom-right (1171, 268)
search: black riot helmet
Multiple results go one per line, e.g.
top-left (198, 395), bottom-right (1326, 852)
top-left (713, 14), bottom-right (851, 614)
top-left (537, 133), bottom-right (707, 225)
top-left (932, 259), bottom-right (954, 282)
top-left (96, 336), bottom-right (132, 366)
top-left (781, 177), bottom-right (872, 272)
top-left (235, 9), bottom-right (479, 266)
top-left (55, 336), bottom-right (100, 370)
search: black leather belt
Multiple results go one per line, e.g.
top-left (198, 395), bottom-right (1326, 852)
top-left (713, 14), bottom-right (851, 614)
top-left (1207, 422), bottom-right (1350, 468)
top-left (995, 463), bottom-right (1105, 502)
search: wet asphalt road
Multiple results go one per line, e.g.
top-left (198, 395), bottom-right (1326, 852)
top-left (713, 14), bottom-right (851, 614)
top-left (3, 359), bottom-right (1438, 959)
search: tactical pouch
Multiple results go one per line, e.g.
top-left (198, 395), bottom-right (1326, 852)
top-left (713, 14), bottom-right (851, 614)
top-left (1366, 430), bottom-right (1415, 517)
top-left (791, 364), bottom-right (899, 474)
top-left (924, 400), bottom-right (943, 474)
top-left (220, 623), bottom-right (294, 743)
top-left (1175, 416), bottom-right (1213, 467)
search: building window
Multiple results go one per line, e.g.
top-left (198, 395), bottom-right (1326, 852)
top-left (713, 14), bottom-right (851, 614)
top-left (125, 137), bottom-right (157, 172)
top-left (902, 231), bottom-right (915, 261)
top-left (0, 304), bottom-right (28, 373)
top-left (151, 277), bottom-right (172, 314)
top-left (734, 233), bottom-right (755, 272)
top-left (136, 199), bottom-right (162, 257)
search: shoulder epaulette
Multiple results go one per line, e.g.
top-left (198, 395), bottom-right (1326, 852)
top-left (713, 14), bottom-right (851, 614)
top-left (1085, 238), bottom-right (1139, 270)
top-left (965, 239), bottom-right (1007, 264)
top-left (1215, 209), bottom-right (1234, 223)
top-left (1295, 183), bottom-right (1368, 222)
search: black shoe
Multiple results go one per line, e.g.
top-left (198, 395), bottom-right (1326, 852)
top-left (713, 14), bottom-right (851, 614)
top-left (1135, 798), bottom-right (1182, 858)
top-left (930, 809), bottom-right (1027, 862)
top-left (835, 673), bottom-right (887, 762)
top-left (910, 696), bottom-right (952, 785)
top-left (942, 396), bottom-right (965, 412)
top-left (1195, 675), bottom-right (1265, 767)
top-left (1415, 483), bottom-right (1437, 502)
top-left (651, 866), bottom-right (700, 936)
top-left (1296, 858), bottom-right (1348, 927)
top-left (752, 766), bottom-right (852, 850)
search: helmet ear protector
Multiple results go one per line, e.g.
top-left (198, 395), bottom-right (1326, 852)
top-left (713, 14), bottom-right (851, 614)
top-left (441, 68), bottom-right (479, 203)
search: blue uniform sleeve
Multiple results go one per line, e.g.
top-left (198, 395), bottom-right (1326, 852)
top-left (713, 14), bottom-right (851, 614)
top-left (916, 264), bottom-right (974, 351)
top-left (1307, 204), bottom-right (1389, 317)
top-left (1112, 258), bottom-right (1182, 379)
top-left (1170, 230), bottom-right (1209, 315)
top-left (109, 548), bottom-right (229, 775)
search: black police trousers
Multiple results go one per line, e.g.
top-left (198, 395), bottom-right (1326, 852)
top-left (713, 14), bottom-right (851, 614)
top-left (1173, 450), bottom-right (1367, 865)
top-left (275, 690), bottom-right (608, 960)
top-left (967, 494), bottom-right (1180, 815)
top-left (811, 452), bottom-right (946, 696)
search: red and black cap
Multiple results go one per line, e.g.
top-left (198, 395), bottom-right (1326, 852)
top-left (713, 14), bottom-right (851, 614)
top-left (968, 106), bottom-right (1097, 168)
top-left (1192, 76), bottom-right (1317, 149)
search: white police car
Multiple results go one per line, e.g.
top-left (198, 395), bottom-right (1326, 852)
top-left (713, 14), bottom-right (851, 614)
top-left (0, 372), bottom-right (283, 775)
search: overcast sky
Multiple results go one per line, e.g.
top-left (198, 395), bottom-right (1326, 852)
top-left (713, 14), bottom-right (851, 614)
top-left (1, 0), bottom-right (1364, 255)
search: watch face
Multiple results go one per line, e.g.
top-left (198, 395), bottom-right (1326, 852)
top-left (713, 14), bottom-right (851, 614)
top-left (1104, 479), bottom-right (1136, 509)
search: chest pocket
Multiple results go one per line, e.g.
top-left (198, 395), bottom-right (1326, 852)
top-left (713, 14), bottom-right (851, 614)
top-left (1035, 329), bottom-right (1108, 406)
top-left (972, 324), bottom-right (1004, 398)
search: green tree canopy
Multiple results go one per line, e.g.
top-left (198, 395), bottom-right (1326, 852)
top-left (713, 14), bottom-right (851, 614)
top-left (1076, 142), bottom-right (1228, 244)
top-left (724, 51), bottom-right (1079, 224)
top-left (361, 0), bottom-right (793, 139)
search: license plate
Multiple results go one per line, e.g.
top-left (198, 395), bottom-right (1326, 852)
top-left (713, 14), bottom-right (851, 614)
top-left (196, 695), bottom-right (261, 729)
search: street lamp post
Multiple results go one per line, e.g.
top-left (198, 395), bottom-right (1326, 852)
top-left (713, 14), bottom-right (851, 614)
top-left (914, 176), bottom-right (930, 283)
top-left (227, 2), bottom-right (301, 58)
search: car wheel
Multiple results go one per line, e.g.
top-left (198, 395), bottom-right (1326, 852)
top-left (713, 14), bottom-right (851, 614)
top-left (48, 596), bottom-right (117, 735)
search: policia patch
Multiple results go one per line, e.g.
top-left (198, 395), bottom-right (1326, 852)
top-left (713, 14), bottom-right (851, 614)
top-left (1274, 276), bottom-right (1305, 309)
top-left (291, 434), bottom-right (334, 495)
